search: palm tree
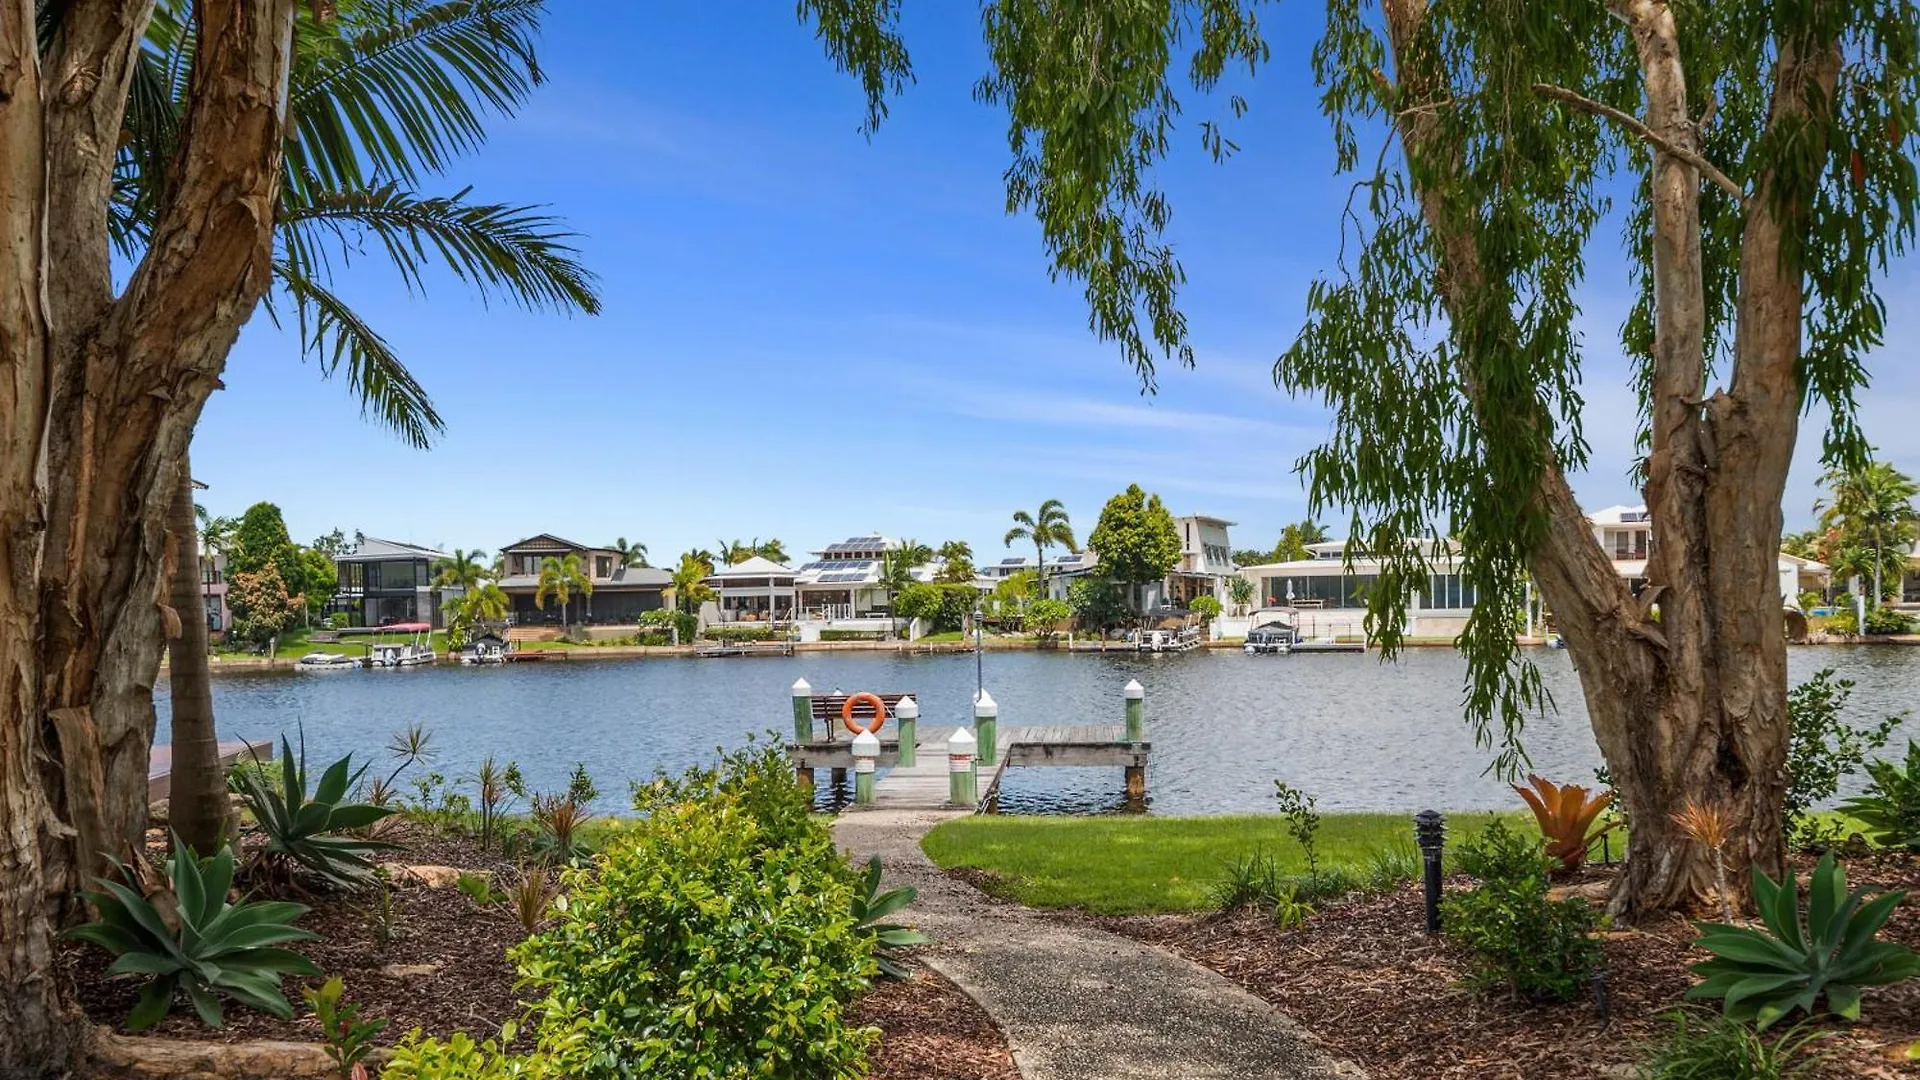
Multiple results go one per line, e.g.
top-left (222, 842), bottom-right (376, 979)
top-left (879, 540), bottom-right (935, 635)
top-left (671, 552), bottom-right (717, 615)
top-left (166, 458), bottom-right (226, 855)
top-left (753, 538), bottom-right (790, 564)
top-left (611, 537), bottom-right (649, 568)
top-left (119, 1), bottom-right (600, 448)
top-left (433, 547), bottom-right (488, 590)
top-left (717, 539), bottom-right (757, 565)
top-left (141, 0), bottom-right (596, 835)
top-left (535, 554), bottom-right (591, 628)
top-left (446, 582), bottom-right (508, 648)
top-left (1815, 461), bottom-right (1920, 607)
top-left (1005, 500), bottom-right (1078, 592)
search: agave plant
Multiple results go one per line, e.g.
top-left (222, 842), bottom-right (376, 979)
top-left (63, 839), bottom-right (321, 1030)
top-left (1512, 775), bottom-right (1616, 872)
top-left (1687, 852), bottom-right (1920, 1029)
top-left (1839, 740), bottom-right (1920, 850)
top-left (234, 736), bottom-right (398, 890)
top-left (852, 855), bottom-right (929, 979)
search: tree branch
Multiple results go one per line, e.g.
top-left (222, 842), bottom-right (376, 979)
top-left (1532, 82), bottom-right (1744, 201)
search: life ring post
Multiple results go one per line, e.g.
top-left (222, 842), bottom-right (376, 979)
top-left (840, 692), bottom-right (889, 736)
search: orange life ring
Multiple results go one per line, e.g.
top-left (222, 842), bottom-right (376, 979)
top-left (841, 692), bottom-right (888, 735)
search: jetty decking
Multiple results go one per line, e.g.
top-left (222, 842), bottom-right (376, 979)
top-left (786, 723), bottom-right (1150, 811)
top-left (148, 738), bottom-right (274, 801)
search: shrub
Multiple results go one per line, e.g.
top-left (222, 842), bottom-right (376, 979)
top-left (1827, 606), bottom-right (1917, 636)
top-left (638, 607), bottom-right (696, 643)
top-left (515, 791), bottom-right (877, 1079)
top-left (1190, 595), bottom-right (1222, 621)
top-left (1271, 886), bottom-right (1315, 930)
top-left (306, 976), bottom-right (386, 1079)
top-left (457, 871), bottom-right (502, 906)
top-left (1638, 1010), bottom-right (1827, 1080)
top-left (1511, 774), bottom-right (1615, 872)
top-left (631, 739), bottom-right (816, 851)
top-left (379, 1030), bottom-right (543, 1080)
top-left (327, 612), bottom-right (351, 630)
top-left (1442, 818), bottom-right (1603, 1000)
top-left (1272, 779), bottom-right (1324, 888)
top-left (565, 762), bottom-right (599, 806)
top-left (233, 737), bottom-right (397, 890)
top-left (820, 628), bottom-right (887, 641)
top-left (852, 855), bottom-right (928, 978)
top-left (1841, 740), bottom-right (1920, 850)
top-left (64, 840), bottom-right (320, 1030)
top-left (1688, 852), bottom-right (1920, 1029)
top-left (1026, 597), bottom-right (1071, 635)
top-left (702, 624), bottom-right (776, 643)
top-left (1785, 670), bottom-right (1901, 848)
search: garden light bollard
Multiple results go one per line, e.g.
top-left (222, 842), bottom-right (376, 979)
top-left (851, 730), bottom-right (879, 807)
top-left (974, 689), bottom-right (998, 767)
top-left (948, 727), bottom-right (978, 807)
top-left (1124, 679), bottom-right (1145, 743)
top-left (1415, 809), bottom-right (1447, 935)
top-left (791, 677), bottom-right (813, 742)
top-left (896, 695), bottom-right (919, 767)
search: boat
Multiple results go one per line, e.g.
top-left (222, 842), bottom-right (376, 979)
top-left (1136, 626), bottom-right (1202, 653)
top-left (461, 633), bottom-right (507, 665)
top-left (294, 652), bottom-right (357, 671)
top-left (1243, 621), bottom-right (1296, 655)
top-left (1545, 634), bottom-right (1567, 650)
top-left (368, 627), bottom-right (437, 668)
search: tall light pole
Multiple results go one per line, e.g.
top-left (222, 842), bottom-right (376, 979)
top-left (974, 600), bottom-right (985, 702)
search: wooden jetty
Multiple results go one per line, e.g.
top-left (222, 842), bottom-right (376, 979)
top-left (783, 679), bottom-right (1152, 812)
top-left (148, 738), bottom-right (275, 801)
top-left (694, 640), bottom-right (795, 658)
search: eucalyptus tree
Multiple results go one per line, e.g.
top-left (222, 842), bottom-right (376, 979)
top-left (953, 0), bottom-right (1920, 916)
top-left (1004, 499), bottom-right (1078, 591)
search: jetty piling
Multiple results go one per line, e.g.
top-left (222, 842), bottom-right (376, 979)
top-left (896, 696), bottom-right (918, 767)
top-left (948, 727), bottom-right (978, 806)
top-left (974, 690), bottom-right (998, 767)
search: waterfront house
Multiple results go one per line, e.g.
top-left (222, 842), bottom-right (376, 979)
top-left (201, 551), bottom-right (229, 637)
top-left (1903, 540), bottom-right (1920, 605)
top-left (792, 535), bottom-right (897, 621)
top-left (496, 534), bottom-right (671, 625)
top-left (1157, 514), bottom-right (1237, 610)
top-left (1237, 504), bottom-right (1823, 639)
top-left (704, 556), bottom-right (797, 623)
top-left (334, 538), bottom-right (450, 628)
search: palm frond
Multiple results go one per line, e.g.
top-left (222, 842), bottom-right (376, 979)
top-left (286, 0), bottom-right (547, 200)
top-left (272, 261), bottom-right (446, 449)
top-left (279, 184), bottom-right (599, 314)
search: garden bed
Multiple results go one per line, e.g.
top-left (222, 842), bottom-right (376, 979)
top-left (62, 823), bottom-right (1013, 1078)
top-left (1099, 854), bottom-right (1920, 1079)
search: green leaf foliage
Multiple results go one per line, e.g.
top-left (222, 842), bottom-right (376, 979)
top-left (233, 737), bottom-right (399, 890)
top-left (63, 839), bottom-right (321, 1031)
top-left (522, 745), bottom-right (879, 1079)
top-left (852, 856), bottom-right (930, 979)
top-left (1440, 818), bottom-right (1603, 1000)
top-left (1687, 853), bottom-right (1920, 1029)
top-left (1839, 741), bottom-right (1920, 850)
top-left (1784, 671), bottom-right (1902, 848)
top-left (1638, 1010), bottom-right (1829, 1080)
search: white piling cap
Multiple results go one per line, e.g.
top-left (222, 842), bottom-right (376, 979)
top-left (851, 729), bottom-right (880, 757)
top-left (896, 695), bottom-right (919, 719)
top-left (974, 689), bottom-right (998, 718)
top-left (791, 677), bottom-right (811, 695)
top-left (1124, 679), bottom-right (1145, 700)
top-left (949, 727), bottom-right (976, 751)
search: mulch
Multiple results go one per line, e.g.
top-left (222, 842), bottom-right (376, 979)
top-left (61, 822), bottom-right (1015, 1079)
top-left (1091, 852), bottom-right (1920, 1080)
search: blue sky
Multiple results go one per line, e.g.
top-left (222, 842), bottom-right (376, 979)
top-left (191, 4), bottom-right (1920, 561)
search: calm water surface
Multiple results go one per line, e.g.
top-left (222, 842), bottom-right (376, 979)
top-left (159, 647), bottom-right (1920, 816)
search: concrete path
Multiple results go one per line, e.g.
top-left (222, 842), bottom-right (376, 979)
top-left (835, 809), bottom-right (1367, 1080)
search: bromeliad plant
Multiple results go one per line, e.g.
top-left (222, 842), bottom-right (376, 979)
top-left (1512, 775), bottom-right (1616, 872)
top-left (1839, 740), bottom-right (1920, 851)
top-left (1688, 853), bottom-right (1920, 1029)
top-left (64, 839), bottom-right (321, 1031)
top-left (234, 736), bottom-right (398, 890)
top-left (851, 856), bottom-right (928, 979)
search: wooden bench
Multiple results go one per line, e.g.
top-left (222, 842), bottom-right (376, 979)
top-left (807, 692), bottom-right (914, 741)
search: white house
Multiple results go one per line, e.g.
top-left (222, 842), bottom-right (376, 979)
top-left (703, 556), bottom-right (797, 623)
top-left (792, 535), bottom-right (896, 621)
top-left (1237, 505), bottom-right (1822, 639)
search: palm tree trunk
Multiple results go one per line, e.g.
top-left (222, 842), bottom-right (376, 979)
top-left (166, 457), bottom-right (228, 854)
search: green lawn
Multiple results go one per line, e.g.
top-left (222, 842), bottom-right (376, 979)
top-left (914, 631), bottom-right (968, 643)
top-left (216, 627), bottom-right (450, 660)
top-left (920, 812), bottom-right (1527, 914)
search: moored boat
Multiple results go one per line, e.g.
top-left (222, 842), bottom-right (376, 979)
top-left (295, 652), bottom-right (357, 671)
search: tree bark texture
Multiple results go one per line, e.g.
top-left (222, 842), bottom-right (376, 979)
top-left (1, 1), bottom-right (296, 1072)
top-left (166, 457), bottom-right (228, 856)
top-left (1381, 0), bottom-right (1827, 916)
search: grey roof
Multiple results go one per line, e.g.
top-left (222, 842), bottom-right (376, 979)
top-left (500, 533), bottom-right (594, 554)
top-left (336, 537), bottom-right (449, 562)
top-left (497, 566), bottom-right (669, 592)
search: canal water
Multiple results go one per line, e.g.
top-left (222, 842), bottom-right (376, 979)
top-left (161, 647), bottom-right (1920, 816)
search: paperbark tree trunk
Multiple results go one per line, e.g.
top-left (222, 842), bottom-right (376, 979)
top-left (0, 1), bottom-right (297, 1072)
top-left (166, 456), bottom-right (229, 855)
top-left (1380, 0), bottom-right (1829, 916)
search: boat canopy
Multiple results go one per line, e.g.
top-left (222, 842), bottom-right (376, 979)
top-left (338, 622), bottom-right (432, 634)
